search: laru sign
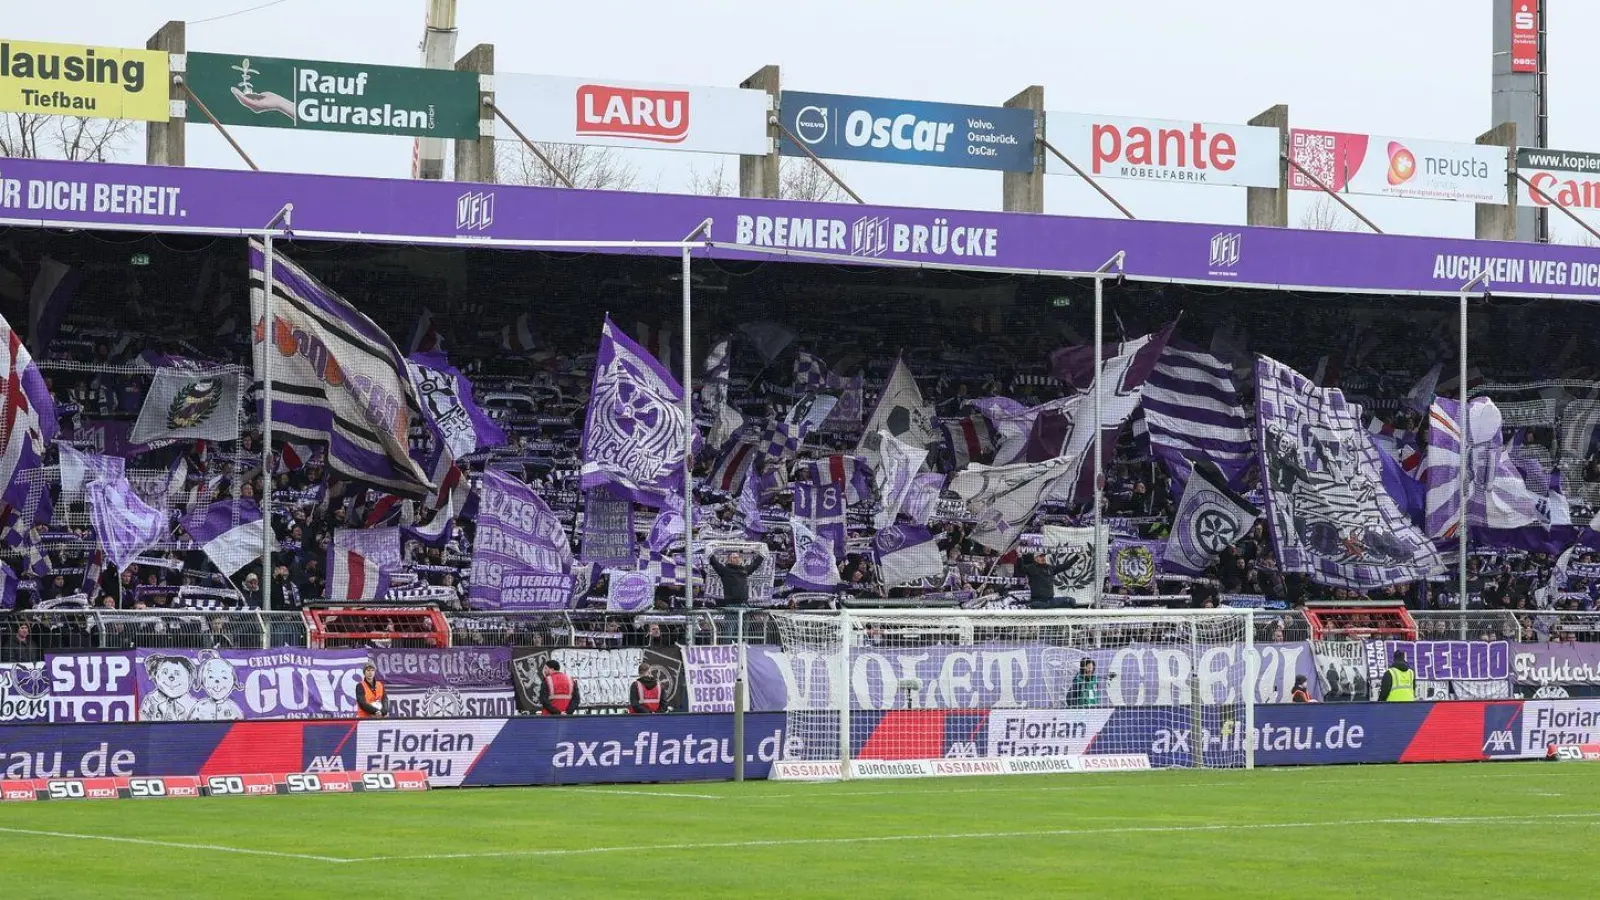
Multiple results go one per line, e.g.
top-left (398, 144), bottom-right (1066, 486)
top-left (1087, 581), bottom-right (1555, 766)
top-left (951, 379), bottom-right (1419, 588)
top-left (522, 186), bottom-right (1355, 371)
top-left (0, 40), bottom-right (171, 121)
top-left (185, 51), bottom-right (480, 138)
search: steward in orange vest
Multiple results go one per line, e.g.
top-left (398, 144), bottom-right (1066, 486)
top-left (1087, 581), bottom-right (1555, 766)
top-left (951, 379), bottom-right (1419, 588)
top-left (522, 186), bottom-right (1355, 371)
top-left (629, 663), bottom-right (663, 714)
top-left (541, 659), bottom-right (580, 715)
top-left (357, 664), bottom-right (386, 718)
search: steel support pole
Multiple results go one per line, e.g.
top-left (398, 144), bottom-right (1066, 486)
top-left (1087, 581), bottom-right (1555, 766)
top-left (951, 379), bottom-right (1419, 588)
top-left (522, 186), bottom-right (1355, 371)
top-left (1457, 272), bottom-right (1489, 612)
top-left (1091, 252), bottom-right (1126, 606)
top-left (257, 205), bottom-right (292, 612)
top-left (682, 243), bottom-right (696, 624)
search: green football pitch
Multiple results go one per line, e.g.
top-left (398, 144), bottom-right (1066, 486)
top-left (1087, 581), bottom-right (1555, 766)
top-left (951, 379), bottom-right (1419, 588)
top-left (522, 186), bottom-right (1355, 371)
top-left (1, 763), bottom-right (1594, 898)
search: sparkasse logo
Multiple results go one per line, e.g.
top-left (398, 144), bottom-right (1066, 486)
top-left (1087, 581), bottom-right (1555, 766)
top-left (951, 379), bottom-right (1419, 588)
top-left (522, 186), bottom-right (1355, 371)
top-left (576, 84), bottom-right (689, 143)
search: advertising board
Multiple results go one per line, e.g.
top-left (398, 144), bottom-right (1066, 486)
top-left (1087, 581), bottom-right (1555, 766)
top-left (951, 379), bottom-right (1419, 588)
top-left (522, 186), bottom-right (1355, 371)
top-left (1511, 1), bottom-right (1539, 74)
top-left (779, 91), bottom-right (1035, 172)
top-left (1288, 129), bottom-right (1507, 202)
top-left (1045, 112), bottom-right (1280, 187)
top-left (1516, 147), bottom-right (1600, 216)
top-left (0, 40), bottom-right (169, 121)
top-left (185, 52), bottom-right (481, 138)
top-left (493, 74), bottom-right (771, 155)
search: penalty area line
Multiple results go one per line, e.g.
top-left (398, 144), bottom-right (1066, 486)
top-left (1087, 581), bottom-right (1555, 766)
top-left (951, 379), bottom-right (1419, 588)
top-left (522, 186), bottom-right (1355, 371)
top-left (0, 826), bottom-right (355, 863)
top-left (351, 812), bottom-right (1600, 863)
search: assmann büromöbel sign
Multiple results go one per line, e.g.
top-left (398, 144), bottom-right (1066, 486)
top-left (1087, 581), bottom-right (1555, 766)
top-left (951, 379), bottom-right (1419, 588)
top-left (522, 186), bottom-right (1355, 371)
top-left (185, 52), bottom-right (480, 138)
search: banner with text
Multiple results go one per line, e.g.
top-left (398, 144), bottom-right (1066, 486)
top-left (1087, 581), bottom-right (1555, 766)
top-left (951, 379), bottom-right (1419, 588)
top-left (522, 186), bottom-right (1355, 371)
top-left (1288, 129), bottom-right (1506, 202)
top-left (133, 648), bottom-right (365, 721)
top-left (369, 647), bottom-right (516, 719)
top-left (0, 40), bottom-right (170, 121)
top-left (779, 90), bottom-right (1034, 172)
top-left (185, 51), bottom-right (481, 138)
top-left (510, 646), bottom-right (685, 714)
top-left (1045, 112), bottom-right (1279, 187)
top-left (1365, 640), bottom-right (1512, 701)
top-left (494, 74), bottom-right (770, 155)
top-left (1516, 147), bottom-right (1600, 217)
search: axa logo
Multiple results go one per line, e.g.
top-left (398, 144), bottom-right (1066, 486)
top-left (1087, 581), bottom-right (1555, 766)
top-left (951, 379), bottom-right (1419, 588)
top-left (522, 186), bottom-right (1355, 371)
top-left (1483, 730), bottom-right (1516, 754)
top-left (1208, 232), bottom-right (1241, 269)
top-left (456, 190), bottom-right (494, 232)
top-left (851, 215), bottom-right (890, 257)
top-left (576, 84), bottom-right (689, 143)
top-left (1386, 141), bottom-right (1417, 186)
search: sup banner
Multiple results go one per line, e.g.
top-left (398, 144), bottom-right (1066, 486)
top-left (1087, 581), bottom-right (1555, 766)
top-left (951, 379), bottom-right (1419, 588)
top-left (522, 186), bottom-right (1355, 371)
top-left (185, 52), bottom-right (481, 137)
top-left (510, 646), bottom-right (685, 714)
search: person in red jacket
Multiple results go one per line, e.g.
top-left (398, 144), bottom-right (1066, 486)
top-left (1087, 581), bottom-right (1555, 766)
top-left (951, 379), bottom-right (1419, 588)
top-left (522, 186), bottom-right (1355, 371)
top-left (629, 663), bottom-right (663, 714)
top-left (540, 659), bottom-right (580, 715)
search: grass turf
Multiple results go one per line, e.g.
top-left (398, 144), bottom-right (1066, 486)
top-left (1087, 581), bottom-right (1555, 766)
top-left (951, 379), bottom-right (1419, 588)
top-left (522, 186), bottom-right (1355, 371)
top-left (0, 762), bottom-right (1594, 898)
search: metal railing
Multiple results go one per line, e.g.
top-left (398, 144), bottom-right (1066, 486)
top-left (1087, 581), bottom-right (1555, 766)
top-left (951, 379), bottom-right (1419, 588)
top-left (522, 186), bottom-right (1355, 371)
top-left (6, 607), bottom-right (1598, 653)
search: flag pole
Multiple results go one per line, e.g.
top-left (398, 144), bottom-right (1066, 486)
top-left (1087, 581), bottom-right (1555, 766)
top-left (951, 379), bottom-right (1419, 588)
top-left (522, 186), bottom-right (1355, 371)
top-left (1457, 270), bottom-right (1489, 616)
top-left (257, 204), bottom-right (293, 613)
top-left (681, 219), bottom-right (711, 631)
top-left (1091, 251), bottom-right (1126, 608)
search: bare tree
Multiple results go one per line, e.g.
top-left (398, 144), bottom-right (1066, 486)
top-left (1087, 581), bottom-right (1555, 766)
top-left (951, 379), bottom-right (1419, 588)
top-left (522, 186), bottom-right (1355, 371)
top-left (0, 114), bottom-right (138, 162)
top-left (685, 159), bottom-right (735, 197)
top-left (495, 140), bottom-right (639, 190)
top-left (780, 157), bottom-right (848, 203)
top-left (1297, 194), bottom-right (1361, 232)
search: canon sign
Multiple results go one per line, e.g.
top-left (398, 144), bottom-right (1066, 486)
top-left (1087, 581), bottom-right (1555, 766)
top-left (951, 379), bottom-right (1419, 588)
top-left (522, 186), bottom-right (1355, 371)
top-left (1046, 112), bottom-right (1281, 188)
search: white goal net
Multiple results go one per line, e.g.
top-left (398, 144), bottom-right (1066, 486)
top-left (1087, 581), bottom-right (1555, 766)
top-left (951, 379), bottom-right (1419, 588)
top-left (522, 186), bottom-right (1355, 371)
top-left (770, 609), bottom-right (1255, 778)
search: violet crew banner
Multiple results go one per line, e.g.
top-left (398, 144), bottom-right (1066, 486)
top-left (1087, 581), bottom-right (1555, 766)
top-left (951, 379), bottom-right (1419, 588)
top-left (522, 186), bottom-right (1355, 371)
top-left (746, 641), bottom-right (1321, 711)
top-left (133, 649), bottom-right (367, 721)
top-left (9, 157), bottom-right (1600, 300)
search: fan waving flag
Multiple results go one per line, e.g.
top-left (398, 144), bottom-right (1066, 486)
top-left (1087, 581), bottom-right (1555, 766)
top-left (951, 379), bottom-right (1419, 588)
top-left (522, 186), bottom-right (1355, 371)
top-left (1165, 458), bottom-right (1259, 576)
top-left (0, 314), bottom-right (57, 528)
top-left (328, 527), bottom-right (402, 601)
top-left (250, 241), bottom-right (433, 498)
top-left (87, 475), bottom-right (167, 573)
top-left (180, 499), bottom-right (273, 576)
top-left (1256, 355), bottom-right (1444, 589)
top-left (949, 456), bottom-right (1078, 552)
top-left (1424, 396), bottom-right (1567, 549)
top-left (941, 414), bottom-right (996, 471)
top-left (1143, 345), bottom-right (1252, 489)
top-left (130, 366), bottom-right (242, 445)
top-left (581, 316), bottom-right (697, 509)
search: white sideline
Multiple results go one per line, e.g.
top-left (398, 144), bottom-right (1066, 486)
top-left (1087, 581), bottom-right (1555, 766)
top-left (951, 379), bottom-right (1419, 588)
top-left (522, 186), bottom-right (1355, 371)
top-left (351, 813), bottom-right (1600, 864)
top-left (0, 826), bottom-right (352, 863)
top-left (7, 811), bottom-right (1594, 866)
top-left (569, 788), bottom-right (722, 800)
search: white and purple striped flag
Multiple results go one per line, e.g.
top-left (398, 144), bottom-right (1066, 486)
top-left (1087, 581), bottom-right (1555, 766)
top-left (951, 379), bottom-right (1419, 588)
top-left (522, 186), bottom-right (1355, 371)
top-left (250, 241), bottom-right (434, 499)
top-left (181, 499), bottom-right (272, 576)
top-left (1142, 345), bottom-right (1252, 489)
top-left (328, 527), bottom-right (402, 601)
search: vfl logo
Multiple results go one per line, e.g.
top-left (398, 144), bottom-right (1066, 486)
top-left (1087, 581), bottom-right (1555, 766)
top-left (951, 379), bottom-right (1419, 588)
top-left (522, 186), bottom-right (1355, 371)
top-left (851, 216), bottom-right (890, 257)
top-left (576, 84), bottom-right (689, 143)
top-left (1208, 232), bottom-right (1241, 269)
top-left (457, 191), bottom-right (495, 232)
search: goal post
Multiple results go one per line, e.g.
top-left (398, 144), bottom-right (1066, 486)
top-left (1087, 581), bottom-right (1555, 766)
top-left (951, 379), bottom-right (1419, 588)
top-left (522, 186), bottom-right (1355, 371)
top-left (769, 608), bottom-right (1257, 779)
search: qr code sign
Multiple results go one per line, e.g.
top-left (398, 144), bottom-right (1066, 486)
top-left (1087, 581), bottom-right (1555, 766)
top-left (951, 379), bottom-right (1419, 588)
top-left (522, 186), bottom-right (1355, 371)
top-left (1290, 131), bottom-right (1340, 190)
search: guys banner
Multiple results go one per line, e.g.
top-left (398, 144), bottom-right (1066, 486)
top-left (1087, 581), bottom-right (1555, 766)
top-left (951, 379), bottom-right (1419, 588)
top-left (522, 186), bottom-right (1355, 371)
top-left (134, 649), bottom-right (366, 721)
top-left (746, 642), bottom-right (1320, 711)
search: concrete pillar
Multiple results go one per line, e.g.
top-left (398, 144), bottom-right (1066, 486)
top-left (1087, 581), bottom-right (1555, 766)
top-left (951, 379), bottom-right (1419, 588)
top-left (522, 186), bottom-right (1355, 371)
top-left (1476, 122), bottom-right (1518, 242)
top-left (1002, 85), bottom-right (1044, 213)
top-left (1491, 0), bottom-right (1544, 241)
top-left (739, 65), bottom-right (780, 199)
top-left (145, 21), bottom-right (185, 167)
top-left (453, 44), bottom-right (496, 185)
top-left (1247, 104), bottom-right (1289, 228)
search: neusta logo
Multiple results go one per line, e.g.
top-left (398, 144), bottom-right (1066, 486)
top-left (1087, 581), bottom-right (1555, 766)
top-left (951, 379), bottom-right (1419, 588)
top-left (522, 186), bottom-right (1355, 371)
top-left (1390, 139), bottom-right (1488, 185)
top-left (1386, 142), bottom-right (1417, 185)
top-left (576, 84), bottom-right (689, 143)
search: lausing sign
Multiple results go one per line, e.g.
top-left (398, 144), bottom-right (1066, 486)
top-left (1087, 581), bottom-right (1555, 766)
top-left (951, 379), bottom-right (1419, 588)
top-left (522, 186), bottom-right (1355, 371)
top-left (779, 91), bottom-right (1035, 172)
top-left (1046, 113), bottom-right (1280, 188)
top-left (0, 40), bottom-right (169, 121)
top-left (185, 52), bottom-right (480, 138)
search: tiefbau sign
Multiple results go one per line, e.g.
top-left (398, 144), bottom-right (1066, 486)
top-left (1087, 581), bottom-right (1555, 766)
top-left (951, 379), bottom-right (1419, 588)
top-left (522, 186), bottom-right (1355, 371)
top-left (185, 52), bottom-right (479, 138)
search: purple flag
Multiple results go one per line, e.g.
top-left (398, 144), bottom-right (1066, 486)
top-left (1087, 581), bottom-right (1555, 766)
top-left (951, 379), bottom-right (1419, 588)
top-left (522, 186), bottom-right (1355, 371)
top-left (793, 481), bottom-right (847, 558)
top-left (606, 570), bottom-right (658, 613)
top-left (250, 241), bottom-right (433, 498)
top-left (28, 256), bottom-right (84, 357)
top-left (1108, 539), bottom-right (1167, 589)
top-left (1164, 458), bottom-right (1259, 576)
top-left (408, 350), bottom-right (507, 462)
top-left (87, 475), bottom-right (167, 572)
top-left (1, 315), bottom-right (57, 530)
top-left (470, 469), bottom-right (574, 610)
top-left (1257, 355), bottom-right (1444, 589)
top-left (901, 472), bottom-right (947, 526)
top-left (787, 519), bottom-right (841, 591)
top-left (1143, 344), bottom-right (1252, 490)
top-left (581, 315), bottom-right (696, 508)
top-left (180, 499), bottom-right (270, 575)
top-left (873, 524), bottom-right (945, 587)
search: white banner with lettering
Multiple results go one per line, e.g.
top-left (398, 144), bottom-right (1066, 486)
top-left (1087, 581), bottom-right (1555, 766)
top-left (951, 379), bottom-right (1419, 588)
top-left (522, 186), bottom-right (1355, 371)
top-left (493, 74), bottom-right (771, 155)
top-left (1045, 112), bottom-right (1280, 188)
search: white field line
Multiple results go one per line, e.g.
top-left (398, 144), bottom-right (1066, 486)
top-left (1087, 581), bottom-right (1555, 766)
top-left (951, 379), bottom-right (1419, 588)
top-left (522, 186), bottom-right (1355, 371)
top-left (0, 826), bottom-right (352, 863)
top-left (568, 788), bottom-right (722, 800)
top-left (353, 813), bottom-right (1600, 864)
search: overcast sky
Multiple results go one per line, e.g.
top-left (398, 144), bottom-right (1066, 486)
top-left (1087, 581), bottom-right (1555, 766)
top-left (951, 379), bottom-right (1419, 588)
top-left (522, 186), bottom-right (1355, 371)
top-left (12, 0), bottom-right (1600, 241)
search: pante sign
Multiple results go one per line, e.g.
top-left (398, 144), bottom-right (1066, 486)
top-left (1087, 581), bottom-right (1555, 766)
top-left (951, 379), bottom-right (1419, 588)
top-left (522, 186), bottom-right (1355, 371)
top-left (493, 74), bottom-right (770, 155)
top-left (1288, 129), bottom-right (1507, 203)
top-left (1045, 113), bottom-right (1280, 188)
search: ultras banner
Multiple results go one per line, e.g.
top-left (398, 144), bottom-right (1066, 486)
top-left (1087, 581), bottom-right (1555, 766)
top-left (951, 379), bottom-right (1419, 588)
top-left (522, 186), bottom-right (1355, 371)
top-left (510, 646), bottom-right (685, 714)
